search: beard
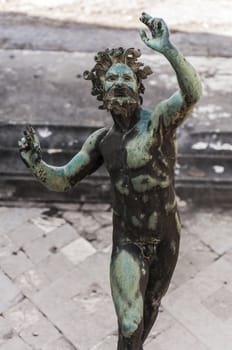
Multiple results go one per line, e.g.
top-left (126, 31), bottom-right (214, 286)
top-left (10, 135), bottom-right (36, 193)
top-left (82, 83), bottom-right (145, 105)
top-left (102, 86), bottom-right (140, 116)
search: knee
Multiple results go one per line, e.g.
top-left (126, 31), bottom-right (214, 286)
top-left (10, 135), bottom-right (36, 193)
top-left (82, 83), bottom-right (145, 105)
top-left (120, 316), bottom-right (141, 338)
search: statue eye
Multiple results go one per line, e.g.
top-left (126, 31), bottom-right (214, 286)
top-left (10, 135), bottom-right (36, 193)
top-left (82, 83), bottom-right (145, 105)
top-left (124, 76), bottom-right (133, 81)
top-left (107, 75), bottom-right (116, 81)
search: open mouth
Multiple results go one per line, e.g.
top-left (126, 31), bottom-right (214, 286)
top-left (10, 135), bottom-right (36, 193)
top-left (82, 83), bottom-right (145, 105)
top-left (114, 88), bottom-right (126, 97)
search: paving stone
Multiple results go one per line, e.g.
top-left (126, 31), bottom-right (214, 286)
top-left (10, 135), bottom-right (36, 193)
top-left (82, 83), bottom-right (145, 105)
top-left (32, 252), bottom-right (111, 316)
top-left (202, 286), bottom-right (232, 322)
top-left (92, 210), bottom-right (112, 226)
top-left (61, 237), bottom-right (96, 265)
top-left (92, 225), bottom-right (112, 250)
top-left (186, 210), bottom-right (232, 255)
top-left (20, 316), bottom-right (60, 349)
top-left (15, 268), bottom-right (50, 297)
top-left (0, 249), bottom-right (34, 279)
top-left (148, 307), bottom-right (175, 340)
top-left (81, 203), bottom-right (111, 212)
top-left (53, 295), bottom-right (116, 350)
top-left (146, 323), bottom-right (209, 350)
top-left (90, 335), bottom-right (117, 350)
top-left (0, 208), bottom-right (45, 235)
top-left (36, 252), bottom-right (74, 282)
top-left (7, 222), bottom-right (44, 248)
top-left (163, 257), bottom-right (232, 350)
top-left (0, 207), bottom-right (7, 214)
top-left (0, 316), bottom-right (15, 346)
top-left (171, 254), bottom-right (199, 289)
top-left (224, 248), bottom-right (232, 265)
top-left (31, 216), bottom-right (66, 233)
top-left (24, 223), bottom-right (78, 264)
top-left (42, 336), bottom-right (76, 350)
top-left (144, 341), bottom-right (163, 350)
top-left (62, 212), bottom-right (101, 237)
top-left (4, 298), bottom-right (42, 333)
top-left (0, 271), bottom-right (22, 313)
top-left (0, 336), bottom-right (33, 350)
top-left (33, 290), bottom-right (116, 350)
top-left (4, 299), bottom-right (59, 348)
top-left (0, 234), bottom-right (17, 259)
top-left (172, 238), bottom-right (216, 289)
top-left (31, 252), bottom-right (114, 349)
top-left (1, 204), bottom-right (232, 350)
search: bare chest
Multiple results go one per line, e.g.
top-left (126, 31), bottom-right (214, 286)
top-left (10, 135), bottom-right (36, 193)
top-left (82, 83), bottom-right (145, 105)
top-left (101, 124), bottom-right (161, 174)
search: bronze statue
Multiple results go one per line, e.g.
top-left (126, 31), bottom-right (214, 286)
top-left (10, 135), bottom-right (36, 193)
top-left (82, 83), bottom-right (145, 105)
top-left (19, 13), bottom-right (201, 350)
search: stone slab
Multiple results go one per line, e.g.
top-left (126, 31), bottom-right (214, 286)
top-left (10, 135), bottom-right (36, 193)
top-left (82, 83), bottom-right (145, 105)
top-left (0, 271), bottom-right (22, 314)
top-left (61, 237), bottom-right (96, 265)
top-left (0, 336), bottom-right (32, 350)
top-left (163, 257), bottom-right (232, 350)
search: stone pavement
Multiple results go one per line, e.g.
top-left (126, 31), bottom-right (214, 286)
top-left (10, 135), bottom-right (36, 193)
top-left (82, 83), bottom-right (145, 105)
top-left (0, 202), bottom-right (231, 349)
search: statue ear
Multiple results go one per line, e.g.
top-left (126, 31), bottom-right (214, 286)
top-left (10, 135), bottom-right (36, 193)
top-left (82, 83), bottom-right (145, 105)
top-left (140, 65), bottom-right (153, 79)
top-left (83, 70), bottom-right (92, 80)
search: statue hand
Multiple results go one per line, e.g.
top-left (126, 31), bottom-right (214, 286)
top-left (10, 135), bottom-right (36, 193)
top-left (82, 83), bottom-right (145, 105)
top-left (18, 126), bottom-right (42, 167)
top-left (139, 13), bottom-right (170, 52)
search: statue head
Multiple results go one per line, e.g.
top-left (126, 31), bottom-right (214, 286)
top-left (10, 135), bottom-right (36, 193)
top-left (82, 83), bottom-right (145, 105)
top-left (83, 47), bottom-right (152, 114)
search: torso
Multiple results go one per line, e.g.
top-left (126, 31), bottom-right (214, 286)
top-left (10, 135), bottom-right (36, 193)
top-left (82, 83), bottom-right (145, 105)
top-left (100, 109), bottom-right (180, 242)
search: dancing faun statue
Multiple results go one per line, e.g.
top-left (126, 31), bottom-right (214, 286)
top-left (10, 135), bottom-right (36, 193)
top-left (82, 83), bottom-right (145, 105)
top-left (19, 13), bottom-right (202, 350)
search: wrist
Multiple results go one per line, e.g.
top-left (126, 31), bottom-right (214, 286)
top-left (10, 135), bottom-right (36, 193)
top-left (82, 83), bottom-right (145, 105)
top-left (161, 41), bottom-right (176, 55)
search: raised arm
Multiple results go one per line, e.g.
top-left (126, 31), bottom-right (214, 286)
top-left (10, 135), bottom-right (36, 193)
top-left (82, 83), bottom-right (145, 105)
top-left (19, 126), bottom-right (107, 192)
top-left (139, 13), bottom-right (202, 129)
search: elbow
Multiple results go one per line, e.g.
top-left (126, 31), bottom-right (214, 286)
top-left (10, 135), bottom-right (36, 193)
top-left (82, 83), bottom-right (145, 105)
top-left (185, 77), bottom-right (202, 106)
top-left (43, 183), bottom-right (69, 193)
top-left (192, 78), bottom-right (203, 104)
top-left (44, 177), bottom-right (72, 193)
top-left (185, 88), bottom-right (202, 107)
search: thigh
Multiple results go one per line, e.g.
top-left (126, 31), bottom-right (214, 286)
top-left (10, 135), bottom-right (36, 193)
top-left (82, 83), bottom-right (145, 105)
top-left (110, 243), bottom-right (149, 331)
top-left (146, 234), bottom-right (180, 303)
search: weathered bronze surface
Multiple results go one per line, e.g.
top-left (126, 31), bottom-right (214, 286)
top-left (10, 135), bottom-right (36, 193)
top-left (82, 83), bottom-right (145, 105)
top-left (19, 13), bottom-right (202, 349)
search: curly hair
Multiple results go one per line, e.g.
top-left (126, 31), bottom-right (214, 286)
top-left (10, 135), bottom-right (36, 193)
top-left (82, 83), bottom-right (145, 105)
top-left (83, 47), bottom-right (152, 109)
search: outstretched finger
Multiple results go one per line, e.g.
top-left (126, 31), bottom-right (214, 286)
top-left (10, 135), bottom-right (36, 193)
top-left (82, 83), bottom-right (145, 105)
top-left (140, 12), bottom-right (153, 25)
top-left (18, 139), bottom-right (28, 151)
top-left (32, 130), bottom-right (40, 147)
top-left (139, 29), bottom-right (149, 45)
top-left (27, 125), bottom-right (40, 146)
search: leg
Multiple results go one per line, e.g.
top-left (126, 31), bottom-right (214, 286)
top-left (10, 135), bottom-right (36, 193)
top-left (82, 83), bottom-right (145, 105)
top-left (110, 242), bottom-right (149, 350)
top-left (142, 235), bottom-right (180, 343)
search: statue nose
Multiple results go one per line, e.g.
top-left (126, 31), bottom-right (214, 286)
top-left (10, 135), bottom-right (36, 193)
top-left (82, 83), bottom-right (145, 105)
top-left (116, 77), bottom-right (123, 86)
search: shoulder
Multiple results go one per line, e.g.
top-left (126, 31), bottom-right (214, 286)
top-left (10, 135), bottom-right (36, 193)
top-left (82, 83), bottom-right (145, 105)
top-left (140, 108), bottom-right (152, 119)
top-left (140, 107), bottom-right (162, 131)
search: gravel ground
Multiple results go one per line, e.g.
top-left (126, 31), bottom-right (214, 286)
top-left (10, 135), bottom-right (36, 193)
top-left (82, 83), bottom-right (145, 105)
top-left (0, 0), bottom-right (232, 34)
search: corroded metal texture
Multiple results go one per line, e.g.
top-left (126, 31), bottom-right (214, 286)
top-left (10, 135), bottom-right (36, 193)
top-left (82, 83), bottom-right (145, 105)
top-left (19, 13), bottom-right (201, 349)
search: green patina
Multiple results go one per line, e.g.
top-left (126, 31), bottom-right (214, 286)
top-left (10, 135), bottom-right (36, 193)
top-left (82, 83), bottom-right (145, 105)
top-left (115, 178), bottom-right (129, 196)
top-left (131, 174), bottom-right (170, 193)
top-left (165, 196), bottom-right (177, 213)
top-left (110, 250), bottom-right (143, 337)
top-left (148, 211), bottom-right (158, 230)
top-left (170, 240), bottom-right (177, 255)
top-left (131, 216), bottom-right (142, 228)
top-left (19, 12), bottom-right (202, 349)
top-left (175, 212), bottom-right (182, 234)
top-left (126, 115), bottom-right (153, 169)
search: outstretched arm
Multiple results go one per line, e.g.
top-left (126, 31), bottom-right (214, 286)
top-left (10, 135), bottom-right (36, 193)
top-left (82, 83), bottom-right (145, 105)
top-left (140, 13), bottom-right (202, 129)
top-left (19, 126), bottom-right (107, 192)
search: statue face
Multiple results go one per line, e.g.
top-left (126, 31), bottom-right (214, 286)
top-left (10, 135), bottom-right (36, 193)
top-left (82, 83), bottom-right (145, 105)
top-left (104, 63), bottom-right (138, 94)
top-left (103, 63), bottom-right (140, 114)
